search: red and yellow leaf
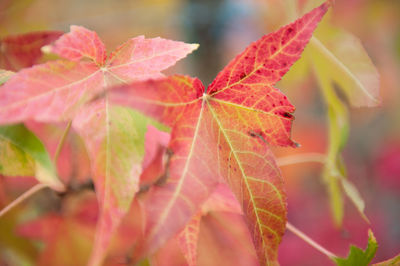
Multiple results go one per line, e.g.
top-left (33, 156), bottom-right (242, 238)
top-left (109, 2), bottom-right (330, 264)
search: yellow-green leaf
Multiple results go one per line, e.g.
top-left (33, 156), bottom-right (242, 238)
top-left (334, 229), bottom-right (378, 266)
top-left (0, 124), bottom-right (64, 191)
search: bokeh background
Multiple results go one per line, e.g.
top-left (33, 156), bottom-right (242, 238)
top-left (1, 0), bottom-right (399, 265)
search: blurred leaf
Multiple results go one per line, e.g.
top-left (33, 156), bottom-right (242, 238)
top-left (73, 104), bottom-right (167, 266)
top-left (176, 183), bottom-right (243, 266)
top-left (17, 191), bottom-right (98, 266)
top-left (0, 207), bottom-right (38, 266)
top-left (0, 24), bottom-right (197, 266)
top-left (304, 13), bottom-right (380, 226)
top-left (311, 25), bottom-right (380, 107)
top-left (37, 25), bottom-right (197, 266)
top-left (177, 213), bottom-right (202, 266)
top-left (0, 31), bottom-right (62, 71)
top-left (334, 229), bottom-right (378, 266)
top-left (0, 124), bottom-right (64, 191)
top-left (340, 178), bottom-right (369, 223)
top-left (140, 125), bottom-right (171, 189)
top-left (310, 47), bottom-right (348, 226)
top-left (372, 254), bottom-right (400, 266)
top-left (0, 69), bottom-right (14, 85)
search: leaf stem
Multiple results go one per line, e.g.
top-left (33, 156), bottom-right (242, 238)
top-left (286, 222), bottom-right (337, 259)
top-left (0, 183), bottom-right (48, 218)
top-left (276, 153), bottom-right (326, 167)
top-left (54, 120), bottom-right (72, 163)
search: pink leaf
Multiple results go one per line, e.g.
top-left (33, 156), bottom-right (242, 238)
top-left (177, 213), bottom-right (202, 266)
top-left (51, 25), bottom-right (107, 66)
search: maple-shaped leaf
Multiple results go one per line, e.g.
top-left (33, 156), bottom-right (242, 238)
top-left (0, 25), bottom-right (198, 124)
top-left (0, 31), bottom-right (63, 71)
top-left (108, 2), bottom-right (330, 264)
top-left (334, 229), bottom-right (378, 266)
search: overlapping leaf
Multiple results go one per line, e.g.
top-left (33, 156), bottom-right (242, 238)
top-left (176, 183), bottom-right (242, 266)
top-left (0, 68), bottom-right (63, 189)
top-left (17, 192), bottom-right (98, 266)
top-left (0, 25), bottom-right (198, 124)
top-left (0, 31), bottom-right (63, 71)
top-left (0, 124), bottom-right (63, 191)
top-left (109, 2), bottom-right (330, 264)
top-left (0, 26), bottom-right (198, 265)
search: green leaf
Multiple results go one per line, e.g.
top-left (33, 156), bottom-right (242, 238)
top-left (340, 178), bottom-right (369, 223)
top-left (310, 26), bottom-right (380, 107)
top-left (0, 124), bottom-right (64, 191)
top-left (310, 47), bottom-right (348, 226)
top-left (334, 229), bottom-right (378, 266)
top-left (306, 19), bottom-right (379, 226)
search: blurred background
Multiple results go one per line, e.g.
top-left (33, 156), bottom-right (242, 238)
top-left (0, 0), bottom-right (399, 265)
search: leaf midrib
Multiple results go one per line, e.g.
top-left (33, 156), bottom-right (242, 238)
top-left (148, 97), bottom-right (206, 242)
top-left (206, 98), bottom-right (284, 265)
top-left (310, 37), bottom-right (379, 105)
top-left (209, 8), bottom-right (322, 98)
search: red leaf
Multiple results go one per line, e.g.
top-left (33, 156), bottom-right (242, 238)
top-left (0, 31), bottom-right (62, 71)
top-left (109, 2), bottom-right (330, 264)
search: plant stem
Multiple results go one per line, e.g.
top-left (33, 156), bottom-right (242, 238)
top-left (286, 222), bottom-right (337, 259)
top-left (276, 153), bottom-right (326, 167)
top-left (54, 120), bottom-right (72, 163)
top-left (0, 183), bottom-right (48, 218)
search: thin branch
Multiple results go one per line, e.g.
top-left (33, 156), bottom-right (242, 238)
top-left (0, 183), bottom-right (48, 217)
top-left (286, 222), bottom-right (337, 259)
top-left (54, 120), bottom-right (72, 163)
top-left (276, 153), bottom-right (326, 167)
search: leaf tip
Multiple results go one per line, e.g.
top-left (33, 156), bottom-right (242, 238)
top-left (367, 229), bottom-right (376, 243)
top-left (189, 43), bottom-right (200, 53)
